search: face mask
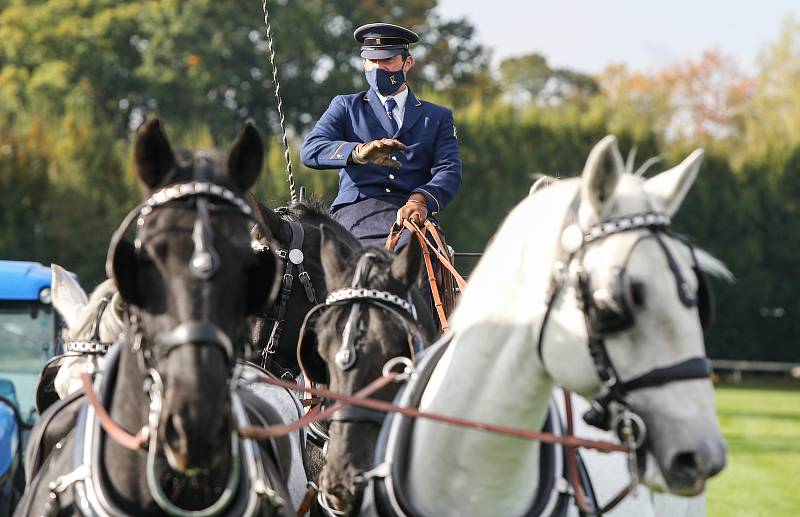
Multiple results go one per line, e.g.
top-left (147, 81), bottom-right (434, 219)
top-left (365, 62), bottom-right (406, 96)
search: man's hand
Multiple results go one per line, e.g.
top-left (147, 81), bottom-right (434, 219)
top-left (352, 139), bottom-right (406, 168)
top-left (396, 193), bottom-right (428, 226)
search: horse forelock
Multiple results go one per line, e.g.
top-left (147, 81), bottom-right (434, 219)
top-left (159, 148), bottom-right (235, 189)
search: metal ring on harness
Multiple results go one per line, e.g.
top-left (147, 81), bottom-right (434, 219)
top-left (382, 357), bottom-right (414, 381)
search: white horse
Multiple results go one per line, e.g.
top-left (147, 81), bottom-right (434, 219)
top-left (399, 136), bottom-right (729, 516)
top-left (50, 264), bottom-right (125, 398)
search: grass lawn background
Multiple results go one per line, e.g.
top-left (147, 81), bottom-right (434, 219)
top-left (707, 379), bottom-right (800, 517)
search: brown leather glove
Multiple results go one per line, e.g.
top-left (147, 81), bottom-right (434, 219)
top-left (396, 193), bottom-right (429, 226)
top-left (352, 139), bottom-right (406, 168)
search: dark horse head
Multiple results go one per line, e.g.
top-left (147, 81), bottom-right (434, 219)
top-left (311, 226), bottom-right (435, 511)
top-left (110, 118), bottom-right (279, 474)
top-left (248, 198), bottom-right (361, 379)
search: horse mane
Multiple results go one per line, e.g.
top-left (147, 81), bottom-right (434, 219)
top-left (451, 180), bottom-right (576, 330)
top-left (288, 196), bottom-right (331, 218)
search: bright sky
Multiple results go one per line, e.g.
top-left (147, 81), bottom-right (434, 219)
top-left (436, 0), bottom-right (800, 73)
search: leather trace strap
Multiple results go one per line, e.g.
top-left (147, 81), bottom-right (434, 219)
top-left (385, 219), bottom-right (467, 331)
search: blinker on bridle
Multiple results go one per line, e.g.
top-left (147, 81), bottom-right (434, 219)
top-left (106, 180), bottom-right (257, 367)
top-left (537, 197), bottom-right (714, 439)
top-left (101, 180), bottom-right (274, 517)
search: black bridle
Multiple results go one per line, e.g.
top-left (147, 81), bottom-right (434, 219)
top-left (297, 253), bottom-right (423, 423)
top-left (536, 196), bottom-right (713, 439)
top-left (64, 293), bottom-right (116, 355)
top-left (107, 179), bottom-right (259, 370)
top-left (252, 208), bottom-right (318, 378)
top-left (301, 252), bottom-right (423, 517)
top-left (104, 179), bottom-right (265, 517)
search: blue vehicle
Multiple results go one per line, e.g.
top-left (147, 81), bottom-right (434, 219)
top-left (0, 261), bottom-right (61, 515)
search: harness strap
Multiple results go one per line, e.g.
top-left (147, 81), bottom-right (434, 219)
top-left (385, 219), bottom-right (467, 332)
top-left (266, 252), bottom-right (295, 356)
top-left (296, 475), bottom-right (320, 517)
top-left (90, 294), bottom-right (113, 342)
top-left (288, 221), bottom-right (317, 304)
top-left (564, 389), bottom-right (633, 515)
top-left (622, 357), bottom-right (712, 392)
top-left (265, 217), bottom-right (317, 359)
top-left (417, 228), bottom-right (450, 331)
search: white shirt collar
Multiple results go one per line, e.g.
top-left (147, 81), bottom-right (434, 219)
top-left (376, 87), bottom-right (409, 112)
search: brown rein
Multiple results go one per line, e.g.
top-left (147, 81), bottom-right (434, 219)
top-left (81, 369), bottom-right (627, 454)
top-left (248, 375), bottom-right (628, 453)
top-left (385, 219), bottom-right (468, 332)
top-left (80, 369), bottom-right (634, 515)
top-left (238, 373), bottom-right (398, 440)
top-left (80, 372), bottom-right (144, 451)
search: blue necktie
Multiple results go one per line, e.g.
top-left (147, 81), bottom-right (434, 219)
top-left (384, 98), bottom-right (399, 135)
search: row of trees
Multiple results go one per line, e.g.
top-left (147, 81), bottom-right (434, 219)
top-left (1, 1), bottom-right (797, 360)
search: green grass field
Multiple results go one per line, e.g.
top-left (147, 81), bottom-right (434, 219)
top-left (707, 379), bottom-right (800, 517)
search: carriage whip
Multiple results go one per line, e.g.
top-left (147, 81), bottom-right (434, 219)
top-left (261, 0), bottom-right (297, 205)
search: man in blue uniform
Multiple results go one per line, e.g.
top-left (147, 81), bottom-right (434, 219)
top-left (300, 22), bottom-right (462, 247)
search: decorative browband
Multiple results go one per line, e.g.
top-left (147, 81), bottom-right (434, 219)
top-left (584, 212), bottom-right (671, 243)
top-left (326, 287), bottom-right (413, 315)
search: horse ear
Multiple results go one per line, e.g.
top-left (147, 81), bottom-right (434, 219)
top-left (581, 135), bottom-right (623, 218)
top-left (134, 118), bottom-right (175, 189)
top-left (227, 121), bottom-right (265, 191)
top-left (644, 149), bottom-right (704, 216)
top-left (529, 175), bottom-right (557, 196)
top-left (51, 264), bottom-right (88, 329)
top-left (319, 224), bottom-right (352, 286)
top-left (391, 236), bottom-right (422, 290)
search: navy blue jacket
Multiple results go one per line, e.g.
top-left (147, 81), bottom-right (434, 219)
top-left (300, 88), bottom-right (462, 215)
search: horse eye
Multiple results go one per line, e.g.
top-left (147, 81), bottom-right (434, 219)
top-left (630, 280), bottom-right (645, 307)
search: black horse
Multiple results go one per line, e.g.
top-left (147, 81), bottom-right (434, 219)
top-left (248, 196), bottom-right (362, 387)
top-left (307, 227), bottom-right (436, 513)
top-left (17, 119), bottom-right (299, 516)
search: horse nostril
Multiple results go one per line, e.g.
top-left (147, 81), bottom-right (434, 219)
top-left (671, 451), bottom-right (702, 478)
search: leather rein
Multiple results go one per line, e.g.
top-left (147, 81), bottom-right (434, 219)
top-left (385, 219), bottom-right (467, 331)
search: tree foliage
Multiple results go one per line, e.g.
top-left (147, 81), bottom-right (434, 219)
top-left (0, 0), bottom-right (796, 361)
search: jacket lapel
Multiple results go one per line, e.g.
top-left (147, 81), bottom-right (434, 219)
top-left (397, 90), bottom-right (424, 138)
top-left (365, 89), bottom-right (395, 137)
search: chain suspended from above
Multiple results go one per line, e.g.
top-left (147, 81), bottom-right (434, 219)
top-left (261, 0), bottom-right (297, 205)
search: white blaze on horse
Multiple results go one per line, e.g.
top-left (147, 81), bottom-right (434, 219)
top-left (394, 136), bottom-right (729, 516)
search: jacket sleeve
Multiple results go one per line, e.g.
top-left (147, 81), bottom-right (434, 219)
top-left (412, 109), bottom-right (462, 215)
top-left (300, 96), bottom-right (360, 170)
